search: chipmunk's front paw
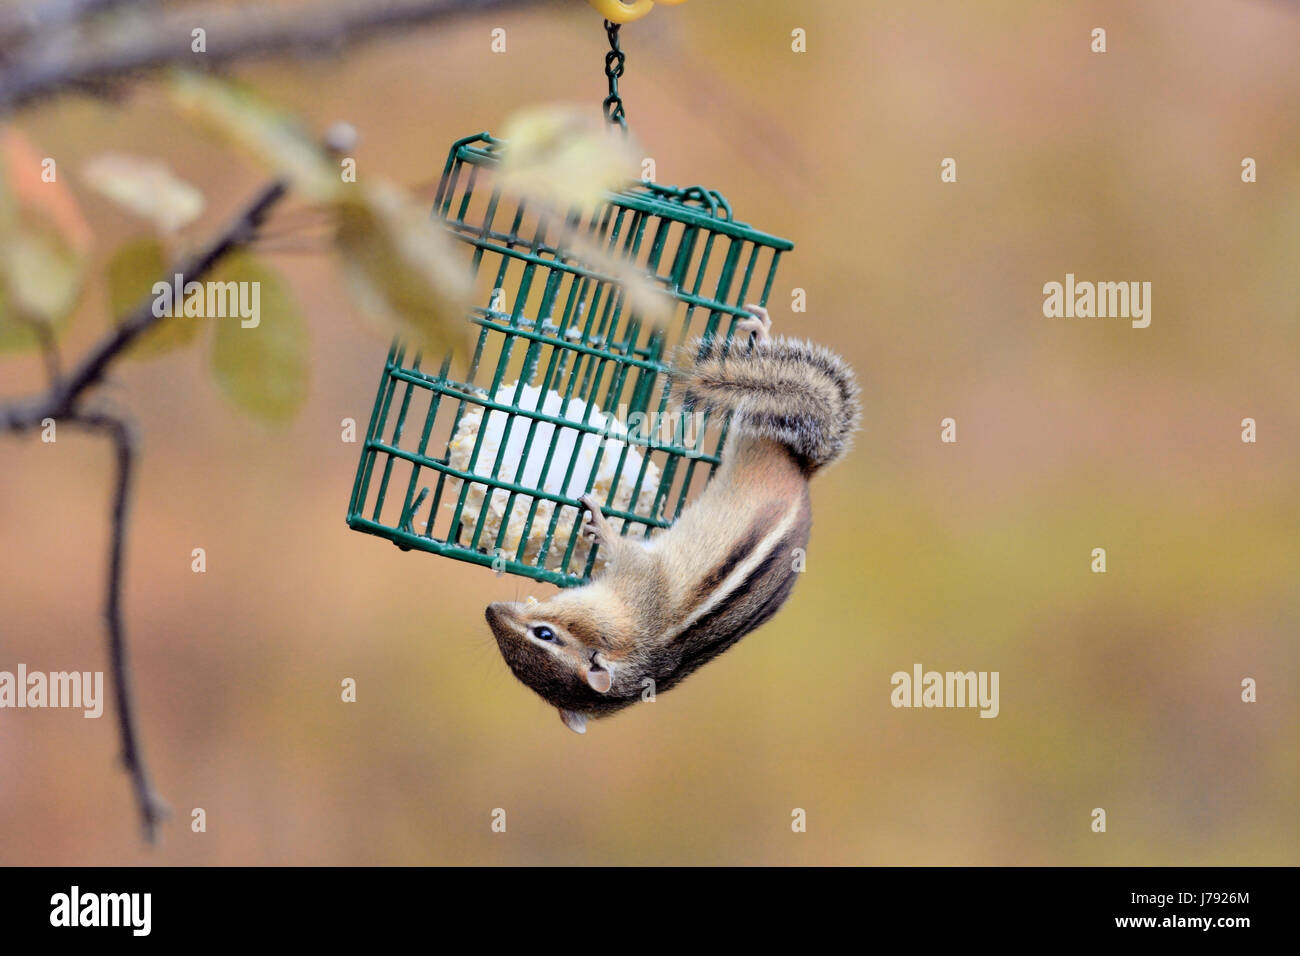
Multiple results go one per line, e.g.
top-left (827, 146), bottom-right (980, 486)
top-left (737, 303), bottom-right (773, 347)
top-left (579, 493), bottom-right (615, 547)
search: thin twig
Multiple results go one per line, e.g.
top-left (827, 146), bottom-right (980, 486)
top-left (251, 206), bottom-right (336, 241)
top-left (250, 241), bottom-right (329, 256)
top-left (68, 409), bottom-right (169, 843)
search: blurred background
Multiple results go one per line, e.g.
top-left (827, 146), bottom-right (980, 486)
top-left (0, 0), bottom-right (1296, 865)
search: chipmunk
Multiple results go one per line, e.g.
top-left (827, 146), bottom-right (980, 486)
top-left (485, 305), bottom-right (861, 734)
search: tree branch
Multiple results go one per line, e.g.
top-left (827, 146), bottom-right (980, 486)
top-left (68, 409), bottom-right (169, 842)
top-left (1, 178), bottom-right (287, 433)
top-left (0, 0), bottom-right (550, 112)
top-left (1, 176), bottom-right (289, 841)
top-left (0, 0), bottom-right (135, 47)
top-left (0, 0), bottom-right (548, 852)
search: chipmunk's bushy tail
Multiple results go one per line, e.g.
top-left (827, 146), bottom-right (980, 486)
top-left (672, 336), bottom-right (862, 471)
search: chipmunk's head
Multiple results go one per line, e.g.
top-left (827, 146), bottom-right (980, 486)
top-left (485, 595), bottom-right (628, 734)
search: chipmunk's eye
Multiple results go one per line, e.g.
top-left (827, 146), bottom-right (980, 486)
top-left (532, 626), bottom-right (558, 643)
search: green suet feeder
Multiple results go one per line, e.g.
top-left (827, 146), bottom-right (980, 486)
top-left (346, 21), bottom-right (793, 588)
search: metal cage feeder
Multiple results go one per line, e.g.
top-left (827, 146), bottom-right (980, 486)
top-left (346, 132), bottom-right (793, 587)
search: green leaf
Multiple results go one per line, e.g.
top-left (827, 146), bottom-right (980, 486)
top-left (0, 220), bottom-right (84, 350)
top-left (107, 237), bottom-right (201, 358)
top-left (209, 253), bottom-right (309, 423)
top-left (0, 284), bottom-right (42, 353)
top-left (334, 182), bottom-right (471, 358)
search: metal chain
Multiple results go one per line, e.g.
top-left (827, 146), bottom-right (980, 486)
top-left (602, 19), bottom-right (628, 132)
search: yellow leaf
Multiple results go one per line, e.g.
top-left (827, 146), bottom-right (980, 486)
top-left (84, 154), bottom-right (205, 233)
top-left (562, 228), bottom-right (673, 327)
top-left (107, 237), bottom-right (200, 357)
top-left (1, 128), bottom-right (93, 255)
top-left (210, 253), bottom-right (309, 423)
top-left (168, 72), bottom-right (338, 202)
top-left (0, 221), bottom-right (83, 326)
top-left (334, 182), bottom-right (472, 358)
top-left (493, 107), bottom-right (666, 326)
top-left (0, 133), bottom-right (88, 350)
top-left (497, 105), bottom-right (637, 211)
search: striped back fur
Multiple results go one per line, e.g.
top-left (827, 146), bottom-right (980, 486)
top-left (653, 492), bottom-right (812, 695)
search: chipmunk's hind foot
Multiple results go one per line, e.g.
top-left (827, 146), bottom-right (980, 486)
top-left (735, 303), bottom-right (773, 346)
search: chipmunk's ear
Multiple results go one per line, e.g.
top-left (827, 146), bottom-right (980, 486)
top-left (558, 708), bottom-right (587, 734)
top-left (583, 652), bottom-right (613, 693)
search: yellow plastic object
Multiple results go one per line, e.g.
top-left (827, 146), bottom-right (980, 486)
top-left (587, 0), bottom-right (685, 25)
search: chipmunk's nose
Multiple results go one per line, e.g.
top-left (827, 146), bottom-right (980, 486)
top-left (485, 602), bottom-right (513, 628)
